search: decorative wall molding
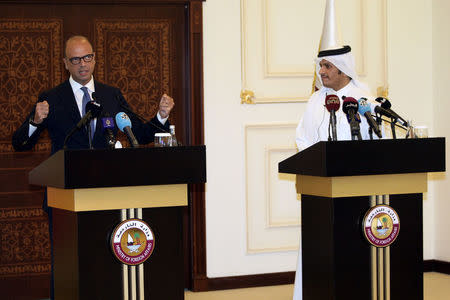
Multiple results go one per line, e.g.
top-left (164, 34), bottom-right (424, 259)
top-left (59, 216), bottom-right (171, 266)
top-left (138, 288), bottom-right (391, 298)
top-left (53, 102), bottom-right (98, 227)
top-left (245, 123), bottom-right (300, 253)
top-left (240, 0), bottom-right (388, 104)
top-left (266, 147), bottom-right (300, 227)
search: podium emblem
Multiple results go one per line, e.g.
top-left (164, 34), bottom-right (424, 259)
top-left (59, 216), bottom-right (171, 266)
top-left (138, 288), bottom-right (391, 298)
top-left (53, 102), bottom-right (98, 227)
top-left (363, 205), bottom-right (400, 247)
top-left (111, 219), bottom-right (155, 265)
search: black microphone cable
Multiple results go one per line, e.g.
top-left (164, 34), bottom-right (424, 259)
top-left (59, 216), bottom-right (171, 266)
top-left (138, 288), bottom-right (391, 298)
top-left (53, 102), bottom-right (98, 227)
top-left (115, 95), bottom-right (170, 134)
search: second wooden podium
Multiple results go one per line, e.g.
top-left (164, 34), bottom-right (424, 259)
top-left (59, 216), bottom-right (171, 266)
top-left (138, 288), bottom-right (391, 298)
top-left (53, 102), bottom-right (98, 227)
top-left (279, 138), bottom-right (445, 300)
top-left (29, 146), bottom-right (206, 300)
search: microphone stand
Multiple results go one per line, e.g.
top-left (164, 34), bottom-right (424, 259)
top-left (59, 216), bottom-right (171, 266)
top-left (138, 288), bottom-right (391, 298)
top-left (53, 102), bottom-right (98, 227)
top-left (376, 114), bottom-right (382, 127)
top-left (330, 112), bottom-right (337, 141)
top-left (349, 115), bottom-right (362, 141)
top-left (374, 115), bottom-right (408, 131)
top-left (87, 124), bottom-right (93, 149)
top-left (327, 120), bottom-right (332, 141)
top-left (328, 113), bottom-right (338, 141)
top-left (390, 118), bottom-right (397, 139)
top-left (368, 127), bottom-right (373, 140)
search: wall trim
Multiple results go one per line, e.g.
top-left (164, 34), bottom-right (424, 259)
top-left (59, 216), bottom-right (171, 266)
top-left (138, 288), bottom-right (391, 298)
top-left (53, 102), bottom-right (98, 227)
top-left (424, 259), bottom-right (450, 274)
top-left (193, 272), bottom-right (295, 291)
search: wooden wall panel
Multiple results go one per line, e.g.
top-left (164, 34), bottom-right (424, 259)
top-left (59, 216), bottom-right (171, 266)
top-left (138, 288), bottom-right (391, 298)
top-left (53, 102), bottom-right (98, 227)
top-left (0, 19), bottom-right (63, 152)
top-left (0, 153), bottom-right (50, 298)
top-left (0, 1), bottom-right (205, 298)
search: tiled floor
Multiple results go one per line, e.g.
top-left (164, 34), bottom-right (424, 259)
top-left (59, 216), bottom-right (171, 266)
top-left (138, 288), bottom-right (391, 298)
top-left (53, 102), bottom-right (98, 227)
top-left (185, 272), bottom-right (450, 300)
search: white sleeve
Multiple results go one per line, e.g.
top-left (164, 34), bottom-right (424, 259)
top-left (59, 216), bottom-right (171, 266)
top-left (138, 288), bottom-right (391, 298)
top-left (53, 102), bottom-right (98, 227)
top-left (296, 117), bottom-right (314, 151)
top-left (157, 111), bottom-right (168, 125)
top-left (295, 96), bottom-right (320, 151)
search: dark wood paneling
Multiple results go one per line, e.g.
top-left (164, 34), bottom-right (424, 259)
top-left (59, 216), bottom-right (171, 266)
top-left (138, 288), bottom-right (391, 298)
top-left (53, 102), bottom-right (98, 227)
top-left (0, 152), bottom-right (50, 299)
top-left (0, 1), bottom-right (206, 299)
top-left (188, 1), bottom-right (207, 291)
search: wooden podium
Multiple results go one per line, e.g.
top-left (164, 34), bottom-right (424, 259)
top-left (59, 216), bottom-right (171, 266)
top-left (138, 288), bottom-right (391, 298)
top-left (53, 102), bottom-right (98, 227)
top-left (29, 146), bottom-right (206, 300)
top-left (279, 138), bottom-right (445, 300)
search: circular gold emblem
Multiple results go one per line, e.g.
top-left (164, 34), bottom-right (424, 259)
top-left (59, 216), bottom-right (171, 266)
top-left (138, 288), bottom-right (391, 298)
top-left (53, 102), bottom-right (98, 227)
top-left (363, 205), bottom-right (400, 247)
top-left (111, 219), bottom-right (155, 265)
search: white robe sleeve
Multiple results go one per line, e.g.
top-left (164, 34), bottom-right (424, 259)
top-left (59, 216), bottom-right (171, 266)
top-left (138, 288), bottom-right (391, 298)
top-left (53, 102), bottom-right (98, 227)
top-left (295, 91), bottom-right (325, 151)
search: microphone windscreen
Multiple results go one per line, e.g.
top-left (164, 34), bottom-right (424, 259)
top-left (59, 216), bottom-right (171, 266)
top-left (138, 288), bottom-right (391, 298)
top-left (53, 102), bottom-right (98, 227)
top-left (101, 117), bottom-right (115, 130)
top-left (342, 97), bottom-right (358, 114)
top-left (325, 94), bottom-right (340, 112)
top-left (85, 101), bottom-right (102, 117)
top-left (357, 98), bottom-right (371, 115)
top-left (375, 97), bottom-right (392, 109)
top-left (115, 112), bottom-right (132, 132)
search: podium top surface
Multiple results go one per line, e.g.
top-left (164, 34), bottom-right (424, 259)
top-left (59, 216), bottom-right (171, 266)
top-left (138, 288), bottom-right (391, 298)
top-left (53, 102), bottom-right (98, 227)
top-left (29, 145), bottom-right (206, 189)
top-left (279, 138), bottom-right (445, 177)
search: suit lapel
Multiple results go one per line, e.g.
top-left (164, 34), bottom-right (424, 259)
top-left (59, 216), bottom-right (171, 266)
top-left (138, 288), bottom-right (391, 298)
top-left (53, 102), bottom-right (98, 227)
top-left (56, 80), bottom-right (91, 145)
top-left (58, 80), bottom-right (83, 125)
top-left (92, 81), bottom-right (105, 140)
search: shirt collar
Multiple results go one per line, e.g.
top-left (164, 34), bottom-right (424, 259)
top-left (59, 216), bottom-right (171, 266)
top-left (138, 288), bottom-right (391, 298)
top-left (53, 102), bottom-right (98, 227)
top-left (323, 80), bottom-right (353, 98)
top-left (69, 75), bottom-right (95, 94)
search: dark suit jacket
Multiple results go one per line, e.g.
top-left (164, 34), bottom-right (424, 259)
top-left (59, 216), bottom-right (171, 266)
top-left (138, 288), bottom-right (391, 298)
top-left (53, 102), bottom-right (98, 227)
top-left (12, 80), bottom-right (169, 154)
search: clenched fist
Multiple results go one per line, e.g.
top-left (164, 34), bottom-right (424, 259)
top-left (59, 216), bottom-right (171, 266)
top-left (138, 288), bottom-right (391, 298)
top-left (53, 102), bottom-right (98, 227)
top-left (158, 94), bottom-right (174, 119)
top-left (33, 101), bottom-right (49, 124)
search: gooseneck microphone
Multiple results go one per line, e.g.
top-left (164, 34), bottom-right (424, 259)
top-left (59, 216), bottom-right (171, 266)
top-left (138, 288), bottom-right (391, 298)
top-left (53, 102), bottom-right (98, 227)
top-left (115, 95), bottom-right (170, 134)
top-left (375, 97), bottom-right (408, 127)
top-left (358, 98), bottom-right (382, 139)
top-left (115, 112), bottom-right (139, 148)
top-left (375, 97), bottom-right (391, 109)
top-left (91, 93), bottom-right (116, 149)
top-left (325, 94), bottom-right (340, 141)
top-left (63, 100), bottom-right (102, 149)
top-left (342, 96), bottom-right (362, 140)
top-left (78, 101), bottom-right (102, 129)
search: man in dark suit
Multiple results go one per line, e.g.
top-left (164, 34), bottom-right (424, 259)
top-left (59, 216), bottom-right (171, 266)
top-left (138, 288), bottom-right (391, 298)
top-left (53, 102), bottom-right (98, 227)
top-left (12, 35), bottom-right (174, 154)
top-left (11, 35), bottom-right (175, 300)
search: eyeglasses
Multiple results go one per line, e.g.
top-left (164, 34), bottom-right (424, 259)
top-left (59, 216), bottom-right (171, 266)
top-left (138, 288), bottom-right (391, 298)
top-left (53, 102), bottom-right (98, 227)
top-left (67, 53), bottom-right (95, 65)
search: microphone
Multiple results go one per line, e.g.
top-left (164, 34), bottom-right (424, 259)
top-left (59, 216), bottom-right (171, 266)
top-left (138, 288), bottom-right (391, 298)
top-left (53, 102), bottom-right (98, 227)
top-left (63, 100), bottom-right (102, 148)
top-left (92, 93), bottom-right (117, 149)
top-left (375, 97), bottom-right (391, 109)
top-left (101, 114), bottom-right (116, 149)
top-left (324, 94), bottom-right (340, 141)
top-left (358, 98), bottom-right (382, 138)
top-left (115, 112), bottom-right (139, 148)
top-left (373, 105), bottom-right (406, 124)
top-left (76, 101), bottom-right (102, 129)
top-left (91, 92), bottom-right (99, 102)
top-left (375, 97), bottom-right (408, 126)
top-left (342, 96), bottom-right (362, 140)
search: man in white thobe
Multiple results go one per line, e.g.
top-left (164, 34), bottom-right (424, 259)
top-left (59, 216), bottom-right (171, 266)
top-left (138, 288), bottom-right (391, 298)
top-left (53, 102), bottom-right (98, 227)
top-left (293, 45), bottom-right (379, 300)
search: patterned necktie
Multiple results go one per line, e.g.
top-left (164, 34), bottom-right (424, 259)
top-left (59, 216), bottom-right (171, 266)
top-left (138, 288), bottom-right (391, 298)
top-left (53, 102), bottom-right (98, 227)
top-left (80, 87), bottom-right (95, 140)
